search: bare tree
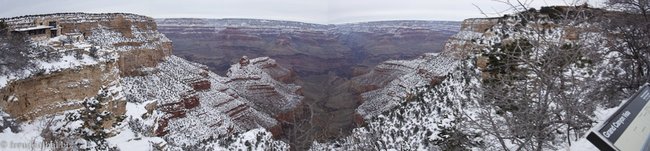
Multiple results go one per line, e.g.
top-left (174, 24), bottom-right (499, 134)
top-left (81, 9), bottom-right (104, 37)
top-left (465, 3), bottom-right (609, 150)
top-left (608, 0), bottom-right (650, 19)
top-left (0, 21), bottom-right (32, 75)
top-left (602, 0), bottom-right (650, 94)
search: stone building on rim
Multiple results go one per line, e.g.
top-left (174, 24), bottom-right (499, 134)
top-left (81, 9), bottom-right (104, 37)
top-left (9, 18), bottom-right (62, 40)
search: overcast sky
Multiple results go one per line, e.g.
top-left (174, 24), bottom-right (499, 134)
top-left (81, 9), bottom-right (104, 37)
top-left (0, 0), bottom-right (606, 24)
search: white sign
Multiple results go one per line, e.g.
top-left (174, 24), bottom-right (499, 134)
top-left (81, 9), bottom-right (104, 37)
top-left (588, 84), bottom-right (650, 151)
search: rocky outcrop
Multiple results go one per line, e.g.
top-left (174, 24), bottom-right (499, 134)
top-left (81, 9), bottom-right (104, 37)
top-left (345, 16), bottom-right (503, 120)
top-left (0, 63), bottom-right (124, 121)
top-left (190, 79), bottom-right (211, 91)
top-left (351, 6), bottom-right (617, 120)
top-left (121, 55), bottom-right (305, 148)
top-left (442, 18), bottom-right (499, 59)
top-left (313, 6), bottom-right (627, 150)
top-left (4, 13), bottom-right (173, 77)
top-left (117, 46), bottom-right (171, 76)
top-left (352, 53), bottom-right (457, 118)
top-left (226, 56), bottom-right (302, 115)
top-left (0, 13), bottom-right (171, 124)
top-left (155, 93), bottom-right (200, 136)
top-left (347, 17), bottom-right (506, 120)
top-left (344, 17), bottom-right (502, 119)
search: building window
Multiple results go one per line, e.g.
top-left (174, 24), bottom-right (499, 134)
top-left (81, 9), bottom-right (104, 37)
top-left (50, 30), bottom-right (57, 38)
top-left (48, 21), bottom-right (56, 27)
top-left (28, 29), bottom-right (45, 35)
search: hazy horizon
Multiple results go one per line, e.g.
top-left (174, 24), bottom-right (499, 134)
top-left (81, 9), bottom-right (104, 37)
top-left (0, 0), bottom-right (605, 24)
top-left (155, 17), bottom-right (464, 25)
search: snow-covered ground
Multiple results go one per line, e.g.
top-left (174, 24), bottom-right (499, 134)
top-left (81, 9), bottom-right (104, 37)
top-left (314, 8), bottom-right (636, 151)
top-left (563, 104), bottom-right (625, 151)
top-left (120, 55), bottom-right (304, 150)
top-left (107, 101), bottom-right (164, 151)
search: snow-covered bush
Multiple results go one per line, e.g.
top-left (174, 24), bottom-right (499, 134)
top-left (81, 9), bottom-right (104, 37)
top-left (50, 87), bottom-right (120, 151)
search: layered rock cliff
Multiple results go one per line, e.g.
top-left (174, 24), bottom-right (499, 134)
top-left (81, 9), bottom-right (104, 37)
top-left (3, 7), bottom-right (628, 150)
top-left (349, 17), bottom-right (501, 119)
top-left (156, 19), bottom-right (462, 145)
top-left (156, 18), bottom-right (460, 76)
top-left (0, 12), bottom-right (175, 122)
top-left (121, 55), bottom-right (303, 149)
top-left (4, 13), bottom-right (173, 76)
top-left (0, 13), bottom-right (302, 150)
top-left (313, 6), bottom-right (633, 150)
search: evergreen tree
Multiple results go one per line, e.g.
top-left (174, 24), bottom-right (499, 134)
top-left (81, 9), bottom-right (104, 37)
top-left (58, 86), bottom-right (116, 150)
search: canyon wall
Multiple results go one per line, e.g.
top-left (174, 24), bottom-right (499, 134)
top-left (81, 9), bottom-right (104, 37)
top-left (1, 14), bottom-right (308, 150)
top-left (0, 63), bottom-right (123, 121)
top-left (313, 6), bottom-right (626, 150)
top-left (353, 6), bottom-right (615, 121)
top-left (0, 13), bottom-right (172, 122)
top-left (156, 19), bottom-right (461, 143)
top-left (121, 55), bottom-right (306, 148)
top-left (5, 13), bottom-right (172, 76)
top-left (156, 18), bottom-right (460, 76)
top-left (349, 17), bottom-right (517, 120)
top-left (0, 13), bottom-right (313, 150)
